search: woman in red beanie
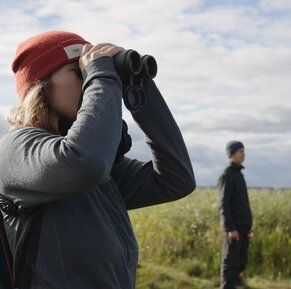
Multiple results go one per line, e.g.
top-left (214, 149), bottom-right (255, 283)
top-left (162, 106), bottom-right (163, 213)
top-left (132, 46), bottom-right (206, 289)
top-left (0, 30), bottom-right (195, 289)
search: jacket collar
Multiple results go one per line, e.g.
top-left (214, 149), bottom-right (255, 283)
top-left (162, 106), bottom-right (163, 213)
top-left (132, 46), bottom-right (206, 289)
top-left (230, 162), bottom-right (244, 171)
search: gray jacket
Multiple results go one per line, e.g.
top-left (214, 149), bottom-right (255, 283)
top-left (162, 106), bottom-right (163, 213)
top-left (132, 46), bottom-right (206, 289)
top-left (0, 56), bottom-right (195, 289)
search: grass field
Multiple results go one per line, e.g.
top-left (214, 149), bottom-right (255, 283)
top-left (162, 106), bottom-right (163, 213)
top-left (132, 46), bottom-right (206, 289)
top-left (129, 188), bottom-right (291, 289)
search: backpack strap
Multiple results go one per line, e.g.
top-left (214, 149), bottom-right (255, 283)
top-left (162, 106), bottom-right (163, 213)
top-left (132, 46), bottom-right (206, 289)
top-left (0, 211), bottom-right (13, 289)
top-left (15, 209), bottom-right (43, 289)
top-left (0, 195), bottom-right (42, 289)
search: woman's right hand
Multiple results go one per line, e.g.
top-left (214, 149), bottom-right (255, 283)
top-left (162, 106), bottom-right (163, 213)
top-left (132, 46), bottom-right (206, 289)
top-left (79, 43), bottom-right (125, 71)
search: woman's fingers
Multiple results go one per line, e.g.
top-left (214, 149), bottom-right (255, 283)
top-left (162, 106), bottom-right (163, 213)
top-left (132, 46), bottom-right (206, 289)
top-left (79, 43), bottom-right (125, 71)
top-left (81, 43), bottom-right (93, 55)
top-left (103, 45), bottom-right (125, 55)
top-left (89, 43), bottom-right (114, 52)
top-left (91, 45), bottom-right (124, 58)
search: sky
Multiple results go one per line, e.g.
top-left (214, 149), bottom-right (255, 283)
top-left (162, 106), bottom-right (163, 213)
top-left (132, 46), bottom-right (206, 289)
top-left (0, 0), bottom-right (290, 188)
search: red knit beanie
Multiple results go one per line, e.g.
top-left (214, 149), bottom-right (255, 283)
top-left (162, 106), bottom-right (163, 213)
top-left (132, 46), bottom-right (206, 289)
top-left (12, 30), bottom-right (90, 99)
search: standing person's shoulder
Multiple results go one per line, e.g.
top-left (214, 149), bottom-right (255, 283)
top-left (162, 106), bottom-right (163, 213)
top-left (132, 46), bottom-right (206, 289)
top-left (224, 164), bottom-right (234, 175)
top-left (217, 164), bottom-right (233, 187)
top-left (219, 164), bottom-right (233, 179)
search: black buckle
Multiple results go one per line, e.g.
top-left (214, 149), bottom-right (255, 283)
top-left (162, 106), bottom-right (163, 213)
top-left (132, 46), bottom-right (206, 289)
top-left (0, 196), bottom-right (19, 217)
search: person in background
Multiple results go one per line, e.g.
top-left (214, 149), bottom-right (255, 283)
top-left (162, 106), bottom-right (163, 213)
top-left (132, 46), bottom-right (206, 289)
top-left (0, 31), bottom-right (195, 289)
top-left (217, 141), bottom-right (254, 289)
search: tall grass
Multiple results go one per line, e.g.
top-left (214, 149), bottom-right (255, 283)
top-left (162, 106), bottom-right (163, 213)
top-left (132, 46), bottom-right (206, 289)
top-left (129, 188), bottom-right (291, 281)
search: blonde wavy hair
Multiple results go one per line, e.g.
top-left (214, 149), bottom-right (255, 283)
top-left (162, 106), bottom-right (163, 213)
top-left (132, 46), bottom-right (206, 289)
top-left (7, 80), bottom-right (61, 134)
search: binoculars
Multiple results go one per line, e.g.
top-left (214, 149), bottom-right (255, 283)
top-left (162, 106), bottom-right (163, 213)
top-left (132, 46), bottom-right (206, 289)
top-left (113, 50), bottom-right (157, 111)
top-left (75, 49), bottom-right (157, 111)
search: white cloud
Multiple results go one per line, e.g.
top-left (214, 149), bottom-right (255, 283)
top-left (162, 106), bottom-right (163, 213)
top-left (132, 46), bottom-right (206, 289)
top-left (259, 0), bottom-right (291, 11)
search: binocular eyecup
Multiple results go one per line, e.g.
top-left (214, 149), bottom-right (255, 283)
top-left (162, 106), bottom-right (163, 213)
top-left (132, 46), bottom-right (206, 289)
top-left (113, 50), bottom-right (158, 112)
top-left (113, 50), bottom-right (141, 78)
top-left (140, 55), bottom-right (158, 80)
top-left (113, 50), bottom-right (157, 80)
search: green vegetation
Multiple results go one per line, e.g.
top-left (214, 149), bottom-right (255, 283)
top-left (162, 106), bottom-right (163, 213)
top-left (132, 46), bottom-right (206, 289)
top-left (129, 188), bottom-right (291, 289)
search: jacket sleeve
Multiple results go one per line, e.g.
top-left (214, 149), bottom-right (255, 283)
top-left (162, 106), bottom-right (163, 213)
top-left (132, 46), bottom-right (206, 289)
top-left (111, 79), bottom-right (195, 210)
top-left (217, 173), bottom-right (236, 232)
top-left (0, 57), bottom-right (122, 208)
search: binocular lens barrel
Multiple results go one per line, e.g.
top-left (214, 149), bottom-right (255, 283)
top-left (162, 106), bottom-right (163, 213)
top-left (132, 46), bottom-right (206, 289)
top-left (113, 50), bottom-right (142, 78)
top-left (141, 55), bottom-right (158, 79)
top-left (123, 86), bottom-right (147, 111)
top-left (124, 87), bottom-right (141, 111)
top-left (128, 51), bottom-right (142, 75)
top-left (136, 87), bottom-right (146, 108)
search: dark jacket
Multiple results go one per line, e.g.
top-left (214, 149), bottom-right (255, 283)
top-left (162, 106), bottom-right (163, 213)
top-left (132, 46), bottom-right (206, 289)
top-left (217, 162), bottom-right (252, 232)
top-left (0, 57), bottom-right (195, 289)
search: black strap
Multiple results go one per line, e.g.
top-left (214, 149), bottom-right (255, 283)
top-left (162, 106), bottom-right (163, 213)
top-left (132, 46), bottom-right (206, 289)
top-left (0, 195), bottom-right (42, 289)
top-left (114, 120), bottom-right (132, 164)
top-left (15, 210), bottom-right (43, 289)
top-left (0, 212), bottom-right (13, 289)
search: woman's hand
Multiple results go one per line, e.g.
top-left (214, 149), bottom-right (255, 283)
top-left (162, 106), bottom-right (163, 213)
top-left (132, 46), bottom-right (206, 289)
top-left (79, 43), bottom-right (125, 71)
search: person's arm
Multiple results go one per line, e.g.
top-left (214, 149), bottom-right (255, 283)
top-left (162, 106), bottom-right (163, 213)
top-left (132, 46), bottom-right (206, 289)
top-left (111, 79), bottom-right (195, 210)
top-left (1, 56), bottom-right (122, 208)
top-left (217, 173), bottom-right (236, 233)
